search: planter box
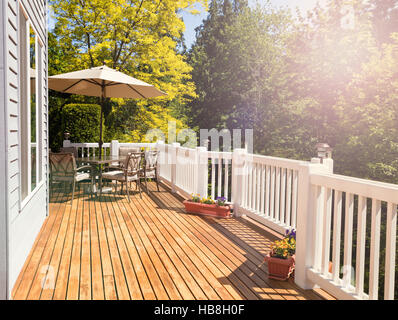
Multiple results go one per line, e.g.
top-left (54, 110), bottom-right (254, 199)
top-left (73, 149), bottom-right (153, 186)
top-left (264, 254), bottom-right (295, 281)
top-left (183, 200), bottom-right (231, 218)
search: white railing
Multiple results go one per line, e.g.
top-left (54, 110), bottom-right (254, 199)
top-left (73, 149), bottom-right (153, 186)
top-left (302, 173), bottom-right (398, 300)
top-left (157, 143), bottom-right (172, 183)
top-left (238, 153), bottom-right (307, 234)
top-left (207, 151), bottom-right (233, 203)
top-left (63, 139), bottom-right (397, 300)
top-left (62, 141), bottom-right (111, 157)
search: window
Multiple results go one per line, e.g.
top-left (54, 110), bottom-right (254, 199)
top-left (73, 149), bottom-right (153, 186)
top-left (30, 26), bottom-right (37, 191)
top-left (19, 6), bottom-right (43, 202)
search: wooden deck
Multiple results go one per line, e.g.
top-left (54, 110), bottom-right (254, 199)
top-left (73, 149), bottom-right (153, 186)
top-left (12, 181), bottom-right (330, 300)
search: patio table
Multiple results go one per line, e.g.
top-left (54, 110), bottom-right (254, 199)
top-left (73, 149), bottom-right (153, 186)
top-left (76, 155), bottom-right (126, 195)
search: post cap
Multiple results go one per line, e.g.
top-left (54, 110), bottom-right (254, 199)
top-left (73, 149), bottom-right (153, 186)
top-left (316, 143), bottom-right (333, 159)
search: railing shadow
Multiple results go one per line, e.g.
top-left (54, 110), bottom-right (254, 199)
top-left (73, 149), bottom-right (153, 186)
top-left (212, 219), bottom-right (307, 299)
top-left (145, 185), bottom-right (310, 300)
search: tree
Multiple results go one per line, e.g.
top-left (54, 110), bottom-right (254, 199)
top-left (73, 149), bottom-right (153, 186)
top-left (49, 0), bottom-right (208, 146)
top-left (188, 0), bottom-right (249, 132)
top-left (189, 1), bottom-right (303, 156)
top-left (368, 0), bottom-right (398, 45)
top-left (333, 34), bottom-right (398, 181)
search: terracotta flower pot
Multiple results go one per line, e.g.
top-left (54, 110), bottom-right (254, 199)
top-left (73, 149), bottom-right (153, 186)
top-left (264, 254), bottom-right (295, 281)
top-left (183, 200), bottom-right (231, 218)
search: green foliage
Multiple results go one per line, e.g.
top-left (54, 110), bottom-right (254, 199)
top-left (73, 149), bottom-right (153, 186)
top-left (368, 0), bottom-right (398, 45)
top-left (62, 104), bottom-right (103, 143)
top-left (49, 0), bottom-right (208, 149)
top-left (188, 0), bottom-right (398, 179)
top-left (189, 1), bottom-right (311, 157)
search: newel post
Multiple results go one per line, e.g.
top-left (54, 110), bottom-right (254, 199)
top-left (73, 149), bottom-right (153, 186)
top-left (110, 140), bottom-right (119, 157)
top-left (196, 147), bottom-right (208, 198)
top-left (295, 155), bottom-right (333, 289)
top-left (171, 142), bottom-right (180, 193)
top-left (63, 140), bottom-right (71, 148)
top-left (231, 148), bottom-right (247, 217)
top-left (156, 140), bottom-right (165, 180)
top-left (295, 162), bottom-right (317, 289)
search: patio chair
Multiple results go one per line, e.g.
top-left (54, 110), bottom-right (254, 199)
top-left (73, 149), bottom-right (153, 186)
top-left (108, 146), bottom-right (141, 170)
top-left (49, 152), bottom-right (93, 203)
top-left (101, 152), bottom-right (143, 202)
top-left (142, 150), bottom-right (160, 192)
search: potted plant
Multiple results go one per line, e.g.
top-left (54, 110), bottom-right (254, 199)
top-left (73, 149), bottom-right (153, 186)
top-left (183, 195), bottom-right (231, 218)
top-left (264, 229), bottom-right (296, 281)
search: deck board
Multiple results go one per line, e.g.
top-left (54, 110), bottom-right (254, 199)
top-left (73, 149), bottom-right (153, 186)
top-left (12, 181), bottom-right (328, 300)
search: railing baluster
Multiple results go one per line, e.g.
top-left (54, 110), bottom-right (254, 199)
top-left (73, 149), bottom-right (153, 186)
top-left (275, 167), bottom-right (280, 222)
top-left (241, 158), bottom-right (247, 208)
top-left (369, 199), bottom-right (381, 300)
top-left (211, 157), bottom-right (215, 200)
top-left (270, 166), bottom-right (275, 220)
top-left (343, 192), bottom-right (354, 288)
top-left (255, 163), bottom-right (260, 212)
top-left (384, 202), bottom-right (397, 300)
top-left (224, 158), bottom-right (229, 201)
top-left (291, 169), bottom-right (298, 228)
top-left (260, 164), bottom-right (265, 215)
top-left (332, 190), bottom-right (342, 282)
top-left (265, 165), bottom-right (270, 218)
top-left (248, 160), bottom-right (252, 210)
top-left (313, 185), bottom-right (324, 272)
top-left (286, 169), bottom-right (292, 227)
top-left (218, 155), bottom-right (222, 198)
top-left (356, 195), bottom-right (367, 297)
top-left (280, 168), bottom-right (286, 225)
top-left (251, 162), bottom-right (256, 211)
top-left (322, 187), bottom-right (332, 275)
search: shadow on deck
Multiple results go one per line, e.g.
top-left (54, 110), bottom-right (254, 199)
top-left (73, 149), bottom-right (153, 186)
top-left (12, 181), bottom-right (331, 300)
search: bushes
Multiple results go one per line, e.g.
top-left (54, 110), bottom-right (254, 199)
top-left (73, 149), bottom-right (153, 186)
top-left (62, 104), bottom-right (103, 143)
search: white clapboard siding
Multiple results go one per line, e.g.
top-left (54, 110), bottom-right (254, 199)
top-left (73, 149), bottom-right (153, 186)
top-left (0, 0), bottom-right (49, 299)
top-left (0, 0), bottom-right (8, 301)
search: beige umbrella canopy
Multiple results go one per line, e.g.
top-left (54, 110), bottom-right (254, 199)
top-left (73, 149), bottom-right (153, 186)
top-left (48, 65), bottom-right (167, 98)
top-left (48, 65), bottom-right (167, 157)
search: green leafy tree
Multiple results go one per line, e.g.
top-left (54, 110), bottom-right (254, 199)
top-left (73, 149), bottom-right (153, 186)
top-left (62, 104), bottom-right (103, 143)
top-left (49, 0), bottom-right (208, 147)
top-left (189, 1), bottom-right (306, 157)
top-left (368, 0), bottom-right (398, 45)
top-left (188, 0), bottom-right (249, 132)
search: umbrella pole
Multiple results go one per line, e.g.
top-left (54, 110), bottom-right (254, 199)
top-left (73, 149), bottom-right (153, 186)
top-left (99, 84), bottom-right (105, 159)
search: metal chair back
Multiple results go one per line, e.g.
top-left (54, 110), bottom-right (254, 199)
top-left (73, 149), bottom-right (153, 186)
top-left (49, 152), bottom-right (77, 179)
top-left (119, 147), bottom-right (140, 157)
top-left (145, 150), bottom-right (159, 170)
top-left (123, 152), bottom-right (143, 176)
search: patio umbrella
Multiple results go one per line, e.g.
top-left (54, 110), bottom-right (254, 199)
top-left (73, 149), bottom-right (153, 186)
top-left (48, 65), bottom-right (167, 157)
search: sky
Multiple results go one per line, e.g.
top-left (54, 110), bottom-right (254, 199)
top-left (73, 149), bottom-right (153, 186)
top-left (49, 1), bottom-right (327, 48)
top-left (181, 0), bottom-right (327, 48)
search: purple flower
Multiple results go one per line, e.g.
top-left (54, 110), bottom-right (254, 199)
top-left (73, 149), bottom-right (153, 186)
top-left (285, 229), bottom-right (296, 240)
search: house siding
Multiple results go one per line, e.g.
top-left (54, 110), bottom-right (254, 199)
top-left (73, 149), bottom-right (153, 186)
top-left (0, 0), bottom-right (9, 302)
top-left (1, 0), bottom-right (48, 299)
